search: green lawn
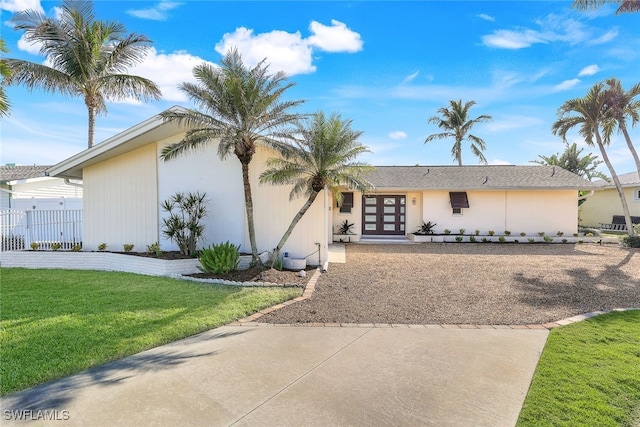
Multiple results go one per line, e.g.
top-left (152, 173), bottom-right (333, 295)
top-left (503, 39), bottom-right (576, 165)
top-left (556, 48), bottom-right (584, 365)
top-left (0, 268), bottom-right (302, 395)
top-left (517, 310), bottom-right (640, 427)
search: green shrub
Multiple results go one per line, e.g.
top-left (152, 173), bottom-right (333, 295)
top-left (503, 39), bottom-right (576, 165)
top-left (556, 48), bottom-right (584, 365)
top-left (488, 230), bottom-right (495, 236)
top-left (161, 191), bottom-right (207, 256)
top-left (504, 230), bottom-right (511, 236)
top-left (474, 229), bottom-right (480, 236)
top-left (498, 236), bottom-right (506, 243)
top-left (50, 242), bottom-right (62, 251)
top-left (455, 236), bottom-right (463, 242)
top-left (198, 241), bottom-right (240, 274)
top-left (415, 221), bottom-right (436, 235)
top-left (98, 243), bottom-right (107, 252)
top-left (30, 242), bottom-right (40, 251)
top-left (562, 238), bottom-right (568, 243)
top-left (543, 236), bottom-right (554, 243)
top-left (538, 232), bottom-right (546, 237)
top-left (528, 238), bottom-right (535, 243)
top-left (147, 242), bottom-right (162, 256)
top-left (123, 244), bottom-right (135, 253)
top-left (520, 232), bottom-right (526, 237)
top-left (272, 255), bottom-right (284, 271)
top-left (556, 231), bottom-right (564, 237)
top-left (72, 244), bottom-right (82, 252)
top-left (469, 236), bottom-right (476, 243)
top-left (459, 228), bottom-right (465, 235)
top-left (622, 235), bottom-right (640, 248)
top-left (481, 238), bottom-right (490, 243)
top-left (443, 229), bottom-right (451, 235)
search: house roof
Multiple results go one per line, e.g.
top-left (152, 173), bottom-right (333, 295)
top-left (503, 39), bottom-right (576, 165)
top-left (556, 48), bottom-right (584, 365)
top-left (363, 165), bottom-right (595, 191)
top-left (0, 165), bottom-right (52, 182)
top-left (592, 171), bottom-right (639, 189)
top-left (47, 106), bottom-right (187, 180)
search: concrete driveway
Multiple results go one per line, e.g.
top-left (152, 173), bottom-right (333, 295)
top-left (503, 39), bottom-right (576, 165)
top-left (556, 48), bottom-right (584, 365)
top-left (1, 324), bottom-right (547, 427)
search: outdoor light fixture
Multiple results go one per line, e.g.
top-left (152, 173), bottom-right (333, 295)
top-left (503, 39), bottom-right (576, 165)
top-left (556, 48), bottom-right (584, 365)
top-left (412, 197), bottom-right (416, 205)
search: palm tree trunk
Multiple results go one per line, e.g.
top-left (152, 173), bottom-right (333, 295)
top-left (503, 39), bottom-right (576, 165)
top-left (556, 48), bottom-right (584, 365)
top-left (595, 131), bottom-right (635, 236)
top-left (241, 161), bottom-right (261, 266)
top-left (270, 191), bottom-right (319, 268)
top-left (620, 124), bottom-right (640, 179)
top-left (87, 105), bottom-right (96, 149)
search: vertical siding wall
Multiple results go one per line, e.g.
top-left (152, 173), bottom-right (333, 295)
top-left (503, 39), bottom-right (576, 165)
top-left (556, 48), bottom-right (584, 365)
top-left (248, 145), bottom-right (327, 265)
top-left (84, 144), bottom-right (158, 251)
top-left (579, 187), bottom-right (640, 227)
top-left (156, 136), bottom-right (245, 252)
top-left (423, 190), bottom-right (578, 235)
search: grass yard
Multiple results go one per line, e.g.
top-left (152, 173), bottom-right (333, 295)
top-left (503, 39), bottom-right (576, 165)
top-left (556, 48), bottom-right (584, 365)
top-left (0, 268), bottom-right (302, 396)
top-left (517, 310), bottom-right (640, 427)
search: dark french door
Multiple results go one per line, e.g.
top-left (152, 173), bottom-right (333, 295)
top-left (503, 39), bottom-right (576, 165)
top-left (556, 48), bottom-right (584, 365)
top-left (362, 195), bottom-right (406, 235)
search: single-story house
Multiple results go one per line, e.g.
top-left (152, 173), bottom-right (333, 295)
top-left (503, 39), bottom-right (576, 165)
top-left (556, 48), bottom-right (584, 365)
top-left (578, 171), bottom-right (640, 228)
top-left (0, 164), bottom-right (83, 210)
top-left (47, 108), bottom-right (595, 266)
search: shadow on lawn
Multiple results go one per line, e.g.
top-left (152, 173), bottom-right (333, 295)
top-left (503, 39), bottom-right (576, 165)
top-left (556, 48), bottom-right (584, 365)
top-left (515, 249), bottom-right (640, 319)
top-left (1, 329), bottom-right (247, 411)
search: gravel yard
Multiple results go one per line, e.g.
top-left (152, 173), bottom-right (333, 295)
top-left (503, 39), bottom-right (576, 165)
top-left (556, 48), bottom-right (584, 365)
top-left (259, 243), bottom-right (640, 325)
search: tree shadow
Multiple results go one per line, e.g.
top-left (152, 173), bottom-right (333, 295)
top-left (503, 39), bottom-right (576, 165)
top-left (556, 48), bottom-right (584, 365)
top-left (514, 249), bottom-right (640, 320)
top-left (1, 329), bottom-right (247, 411)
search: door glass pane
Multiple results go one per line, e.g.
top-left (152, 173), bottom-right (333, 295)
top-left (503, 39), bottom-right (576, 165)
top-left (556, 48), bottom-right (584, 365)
top-left (400, 206), bottom-right (405, 214)
top-left (384, 198), bottom-right (395, 205)
top-left (365, 206), bottom-right (377, 214)
top-left (365, 215), bottom-right (376, 222)
top-left (400, 215), bottom-right (405, 222)
top-left (365, 197), bottom-right (376, 205)
top-left (400, 224), bottom-right (405, 231)
top-left (383, 206), bottom-right (395, 214)
top-left (365, 224), bottom-right (376, 230)
top-left (384, 215), bottom-right (395, 222)
top-left (400, 197), bottom-right (405, 205)
top-left (383, 224), bottom-right (395, 231)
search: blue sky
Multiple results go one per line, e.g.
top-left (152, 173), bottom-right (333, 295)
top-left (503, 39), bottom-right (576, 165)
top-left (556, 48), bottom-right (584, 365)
top-left (1, 0), bottom-right (639, 176)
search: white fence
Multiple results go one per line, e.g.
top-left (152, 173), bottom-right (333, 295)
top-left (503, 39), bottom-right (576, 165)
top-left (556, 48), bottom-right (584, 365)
top-left (1, 209), bottom-right (83, 251)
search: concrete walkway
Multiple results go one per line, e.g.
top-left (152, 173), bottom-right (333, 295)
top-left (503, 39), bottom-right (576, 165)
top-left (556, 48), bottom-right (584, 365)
top-left (1, 325), bottom-right (548, 427)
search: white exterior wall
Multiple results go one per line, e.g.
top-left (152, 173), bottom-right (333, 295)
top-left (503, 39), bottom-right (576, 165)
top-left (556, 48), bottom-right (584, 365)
top-left (249, 145), bottom-right (327, 266)
top-left (156, 135), bottom-right (245, 253)
top-left (83, 144), bottom-right (158, 251)
top-left (423, 190), bottom-right (579, 236)
top-left (1, 177), bottom-right (83, 210)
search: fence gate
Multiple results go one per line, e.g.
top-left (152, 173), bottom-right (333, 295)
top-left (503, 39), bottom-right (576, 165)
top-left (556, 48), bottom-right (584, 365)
top-left (1, 209), bottom-right (83, 251)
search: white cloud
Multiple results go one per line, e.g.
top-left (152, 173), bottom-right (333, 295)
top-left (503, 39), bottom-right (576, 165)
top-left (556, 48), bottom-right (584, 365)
top-left (482, 29), bottom-right (545, 49)
top-left (16, 33), bottom-right (41, 54)
top-left (215, 27), bottom-right (315, 75)
top-left (126, 1), bottom-right (183, 21)
top-left (553, 78), bottom-right (581, 91)
top-left (129, 48), bottom-right (214, 102)
top-left (485, 116), bottom-right (544, 132)
top-left (477, 13), bottom-right (495, 22)
top-left (490, 159), bottom-right (512, 165)
top-left (388, 131), bottom-right (407, 140)
top-left (403, 71), bottom-right (419, 84)
top-left (578, 64), bottom-right (600, 76)
top-left (588, 28), bottom-right (618, 45)
top-left (0, 0), bottom-right (43, 13)
top-left (307, 19), bottom-right (363, 53)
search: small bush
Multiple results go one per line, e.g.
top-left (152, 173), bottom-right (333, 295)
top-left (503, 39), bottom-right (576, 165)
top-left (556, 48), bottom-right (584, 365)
top-left (488, 230), bottom-right (495, 236)
top-left (455, 236), bottom-right (463, 242)
top-left (622, 235), bottom-right (640, 248)
top-left (504, 230), bottom-right (511, 236)
top-left (528, 238), bottom-right (535, 243)
top-left (474, 229), bottom-right (480, 236)
top-left (444, 229), bottom-right (451, 235)
top-left (98, 243), bottom-right (107, 252)
top-left (198, 241), bottom-right (240, 274)
top-left (520, 232), bottom-right (526, 237)
top-left (514, 239), bottom-right (519, 243)
top-left (50, 242), bottom-right (62, 251)
top-left (459, 228), bottom-right (465, 235)
top-left (562, 238), bottom-right (568, 243)
top-left (147, 242), bottom-right (162, 257)
top-left (72, 244), bottom-right (82, 252)
top-left (556, 231), bottom-right (564, 237)
top-left (481, 238), bottom-right (490, 243)
top-left (543, 236), bottom-right (554, 243)
top-left (123, 244), bottom-right (135, 253)
top-left (272, 255), bottom-right (284, 271)
top-left (30, 242), bottom-right (40, 251)
top-left (469, 236), bottom-right (476, 243)
top-left (415, 221), bottom-right (436, 235)
top-left (498, 236), bottom-right (506, 243)
top-left (161, 191), bottom-right (207, 256)
top-left (573, 233), bottom-right (579, 237)
top-left (337, 219), bottom-right (355, 235)
top-left (538, 232), bottom-right (546, 237)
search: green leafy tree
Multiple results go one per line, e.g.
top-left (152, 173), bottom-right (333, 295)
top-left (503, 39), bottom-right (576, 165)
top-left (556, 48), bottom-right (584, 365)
top-left (602, 78), bottom-right (640, 179)
top-left (160, 48), bottom-right (304, 266)
top-left (572, 0), bottom-right (640, 14)
top-left (552, 82), bottom-right (635, 236)
top-left (6, 0), bottom-right (161, 148)
top-left (425, 99), bottom-right (492, 166)
top-left (259, 112), bottom-right (373, 267)
top-left (0, 38), bottom-right (11, 117)
top-left (531, 142), bottom-right (608, 181)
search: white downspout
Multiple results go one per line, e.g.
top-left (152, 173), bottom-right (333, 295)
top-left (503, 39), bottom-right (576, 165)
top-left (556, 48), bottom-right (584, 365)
top-left (322, 186), bottom-right (329, 272)
top-left (64, 178), bottom-right (83, 188)
top-left (578, 190), bottom-right (595, 201)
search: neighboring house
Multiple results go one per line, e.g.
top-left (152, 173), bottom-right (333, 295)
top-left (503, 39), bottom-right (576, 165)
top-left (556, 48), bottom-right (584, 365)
top-left (335, 166), bottom-right (594, 239)
top-left (47, 108), bottom-right (594, 266)
top-left (579, 171), bottom-right (640, 228)
top-left (0, 164), bottom-right (83, 210)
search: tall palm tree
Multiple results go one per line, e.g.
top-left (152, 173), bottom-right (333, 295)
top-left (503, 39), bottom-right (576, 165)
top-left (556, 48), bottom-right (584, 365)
top-left (603, 78), bottom-right (640, 179)
top-left (572, 0), bottom-right (640, 14)
top-left (531, 142), bottom-right (608, 181)
top-left (425, 99), bottom-right (492, 166)
top-left (552, 82), bottom-right (635, 236)
top-left (260, 112), bottom-right (373, 267)
top-left (6, 0), bottom-right (161, 148)
top-left (160, 48), bottom-right (304, 266)
top-left (0, 38), bottom-right (11, 117)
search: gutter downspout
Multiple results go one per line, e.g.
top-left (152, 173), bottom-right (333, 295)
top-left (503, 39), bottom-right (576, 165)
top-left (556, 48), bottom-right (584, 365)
top-left (64, 179), bottom-right (83, 188)
top-left (322, 186), bottom-right (329, 272)
top-left (577, 190), bottom-right (595, 201)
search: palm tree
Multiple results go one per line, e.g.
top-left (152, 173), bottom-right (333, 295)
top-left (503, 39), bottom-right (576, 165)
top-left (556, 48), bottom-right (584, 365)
top-left (425, 99), bottom-right (492, 166)
top-left (552, 82), bottom-right (635, 236)
top-left (160, 48), bottom-right (304, 266)
top-left (572, 0), bottom-right (640, 14)
top-left (0, 38), bottom-right (11, 117)
top-left (259, 112), bottom-right (373, 267)
top-left (6, 0), bottom-right (161, 148)
top-left (531, 142), bottom-right (608, 181)
top-left (603, 78), bottom-right (640, 179)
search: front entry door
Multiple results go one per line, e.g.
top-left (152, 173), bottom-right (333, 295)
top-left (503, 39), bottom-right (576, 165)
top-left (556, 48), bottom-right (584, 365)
top-left (362, 195), bottom-right (406, 235)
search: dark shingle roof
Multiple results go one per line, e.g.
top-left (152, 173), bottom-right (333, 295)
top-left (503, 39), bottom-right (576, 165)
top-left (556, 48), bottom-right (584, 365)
top-left (363, 165), bottom-right (594, 190)
top-left (0, 165), bottom-right (51, 182)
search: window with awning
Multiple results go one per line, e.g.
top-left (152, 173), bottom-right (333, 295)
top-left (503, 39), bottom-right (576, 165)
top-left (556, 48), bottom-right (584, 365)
top-left (449, 192), bottom-right (469, 209)
top-left (338, 192), bottom-right (354, 213)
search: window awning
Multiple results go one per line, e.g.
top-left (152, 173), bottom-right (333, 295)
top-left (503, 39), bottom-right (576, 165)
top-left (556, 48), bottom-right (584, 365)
top-left (449, 192), bottom-right (469, 209)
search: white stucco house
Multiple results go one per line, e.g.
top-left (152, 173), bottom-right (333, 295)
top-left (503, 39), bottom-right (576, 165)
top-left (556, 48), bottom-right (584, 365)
top-left (579, 171), bottom-right (640, 229)
top-left (46, 108), bottom-right (595, 266)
